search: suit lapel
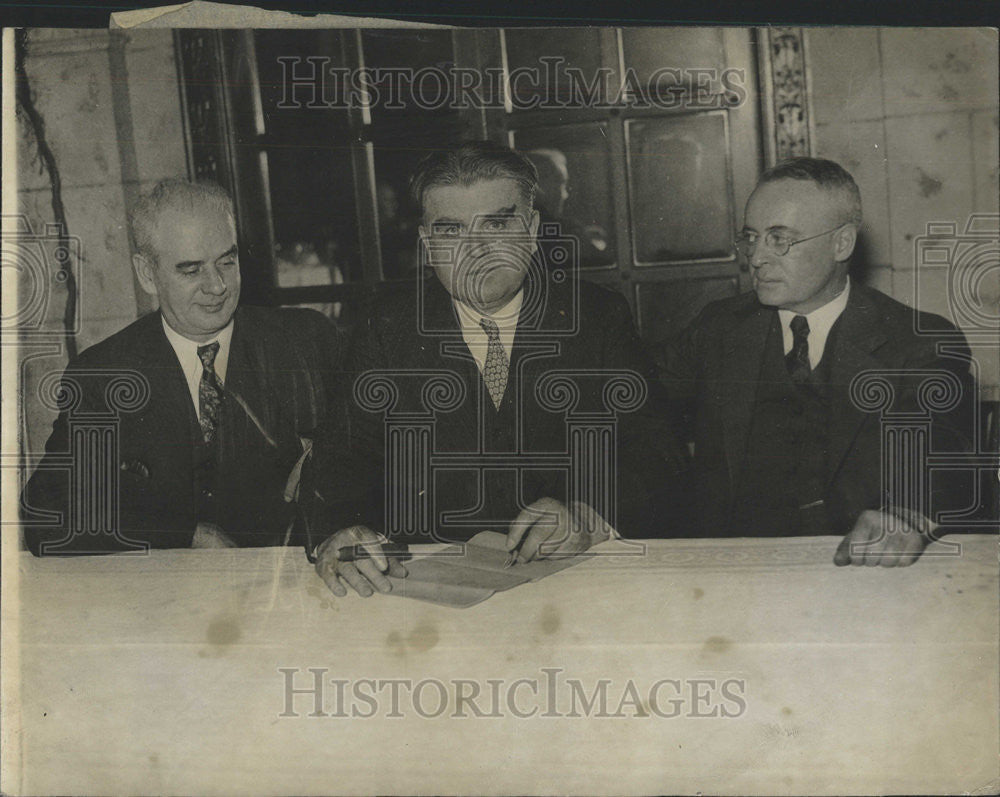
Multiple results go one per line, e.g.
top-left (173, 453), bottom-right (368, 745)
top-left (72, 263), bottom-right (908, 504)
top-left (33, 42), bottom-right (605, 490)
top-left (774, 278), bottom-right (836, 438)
top-left (721, 301), bottom-right (773, 486)
top-left (225, 308), bottom-right (270, 439)
top-left (421, 278), bottom-right (484, 436)
top-left (136, 313), bottom-right (199, 437)
top-left (501, 272), bottom-right (562, 428)
top-left (825, 286), bottom-right (889, 483)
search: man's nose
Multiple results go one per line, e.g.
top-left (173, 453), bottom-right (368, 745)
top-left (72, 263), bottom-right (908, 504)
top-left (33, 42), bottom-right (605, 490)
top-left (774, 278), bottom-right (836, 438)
top-left (200, 264), bottom-right (227, 295)
top-left (468, 240), bottom-right (496, 259)
top-left (747, 243), bottom-right (769, 270)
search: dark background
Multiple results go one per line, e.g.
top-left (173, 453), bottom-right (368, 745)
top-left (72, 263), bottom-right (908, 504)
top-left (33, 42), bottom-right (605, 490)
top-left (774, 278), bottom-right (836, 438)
top-left (1, 0), bottom-right (998, 28)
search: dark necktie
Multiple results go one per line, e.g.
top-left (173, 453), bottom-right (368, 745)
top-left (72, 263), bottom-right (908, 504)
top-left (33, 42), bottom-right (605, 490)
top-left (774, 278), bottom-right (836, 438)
top-left (479, 317), bottom-right (509, 410)
top-left (197, 342), bottom-right (223, 442)
top-left (786, 315), bottom-right (811, 384)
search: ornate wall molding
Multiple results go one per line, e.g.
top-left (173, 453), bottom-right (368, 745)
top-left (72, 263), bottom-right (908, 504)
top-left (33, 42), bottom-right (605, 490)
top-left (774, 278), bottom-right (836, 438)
top-left (764, 27), bottom-right (811, 163)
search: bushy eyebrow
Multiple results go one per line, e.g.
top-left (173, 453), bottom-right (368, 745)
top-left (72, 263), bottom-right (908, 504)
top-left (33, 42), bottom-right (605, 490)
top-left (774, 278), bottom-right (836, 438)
top-left (429, 205), bottom-right (520, 225)
top-left (485, 205), bottom-right (517, 217)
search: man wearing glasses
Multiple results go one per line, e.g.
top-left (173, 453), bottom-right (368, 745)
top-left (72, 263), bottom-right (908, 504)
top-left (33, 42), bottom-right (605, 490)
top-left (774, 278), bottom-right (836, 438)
top-left (663, 157), bottom-right (975, 567)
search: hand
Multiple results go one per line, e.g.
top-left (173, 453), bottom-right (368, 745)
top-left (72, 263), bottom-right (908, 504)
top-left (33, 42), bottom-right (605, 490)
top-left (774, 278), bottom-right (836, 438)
top-left (192, 522), bottom-right (238, 548)
top-left (315, 526), bottom-right (408, 598)
top-left (834, 508), bottom-right (931, 568)
top-left (506, 498), bottom-right (606, 563)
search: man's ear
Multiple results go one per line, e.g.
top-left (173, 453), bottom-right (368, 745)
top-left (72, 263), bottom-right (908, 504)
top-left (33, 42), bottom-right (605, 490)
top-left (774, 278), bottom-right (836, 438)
top-left (527, 208), bottom-right (541, 255)
top-left (132, 253), bottom-right (159, 298)
top-left (417, 224), bottom-right (433, 269)
top-left (832, 224), bottom-right (858, 263)
top-left (528, 208), bottom-right (540, 238)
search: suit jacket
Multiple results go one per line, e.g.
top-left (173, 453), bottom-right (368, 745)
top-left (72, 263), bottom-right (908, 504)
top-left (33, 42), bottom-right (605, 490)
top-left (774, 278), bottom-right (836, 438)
top-left (303, 272), bottom-right (688, 550)
top-left (23, 305), bottom-right (341, 555)
top-left (662, 282), bottom-right (976, 536)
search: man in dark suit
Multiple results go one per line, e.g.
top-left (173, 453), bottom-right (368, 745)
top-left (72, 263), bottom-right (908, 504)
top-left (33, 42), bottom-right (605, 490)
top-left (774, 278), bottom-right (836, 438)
top-left (22, 180), bottom-right (339, 555)
top-left (305, 141), bottom-right (686, 598)
top-left (663, 157), bottom-right (975, 567)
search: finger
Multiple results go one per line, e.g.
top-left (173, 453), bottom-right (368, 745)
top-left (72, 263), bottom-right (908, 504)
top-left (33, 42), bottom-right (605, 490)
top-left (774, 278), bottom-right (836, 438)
top-left (547, 529), bottom-right (589, 559)
top-left (865, 513), bottom-right (908, 567)
top-left (833, 534), bottom-right (852, 566)
top-left (851, 514), bottom-right (882, 566)
top-left (318, 563), bottom-right (348, 597)
top-left (894, 530), bottom-right (926, 568)
top-left (883, 527), bottom-right (921, 568)
top-left (315, 534), bottom-right (339, 564)
top-left (387, 559), bottom-right (408, 578)
top-left (518, 527), bottom-right (545, 563)
top-left (507, 503), bottom-right (543, 551)
top-left (539, 515), bottom-right (584, 559)
top-left (574, 502), bottom-right (610, 543)
top-left (356, 558), bottom-right (393, 593)
top-left (337, 563), bottom-right (374, 597)
top-left (316, 546), bottom-right (338, 579)
top-left (879, 541), bottom-right (901, 568)
top-left (347, 527), bottom-right (389, 572)
top-left (521, 513), bottom-right (565, 562)
top-left (214, 528), bottom-right (238, 548)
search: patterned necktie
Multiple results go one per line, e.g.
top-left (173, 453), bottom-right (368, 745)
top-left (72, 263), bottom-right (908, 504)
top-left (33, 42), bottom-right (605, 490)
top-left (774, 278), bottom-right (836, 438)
top-left (786, 315), bottom-right (811, 384)
top-left (197, 341), bottom-right (223, 442)
top-left (479, 317), bottom-right (509, 410)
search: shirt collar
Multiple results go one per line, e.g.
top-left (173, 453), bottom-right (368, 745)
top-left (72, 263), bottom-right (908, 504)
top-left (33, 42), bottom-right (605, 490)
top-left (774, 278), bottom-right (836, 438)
top-left (777, 277), bottom-right (851, 368)
top-left (160, 314), bottom-right (235, 381)
top-left (778, 276), bottom-right (850, 330)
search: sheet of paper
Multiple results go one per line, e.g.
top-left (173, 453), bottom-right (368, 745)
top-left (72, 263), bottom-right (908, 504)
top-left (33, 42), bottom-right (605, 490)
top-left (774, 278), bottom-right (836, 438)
top-left (386, 530), bottom-right (591, 607)
top-left (459, 530), bottom-right (592, 581)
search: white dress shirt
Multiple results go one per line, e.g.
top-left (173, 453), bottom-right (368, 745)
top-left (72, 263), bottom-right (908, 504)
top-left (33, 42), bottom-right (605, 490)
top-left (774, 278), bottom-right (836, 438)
top-left (161, 316), bottom-right (234, 421)
top-left (452, 291), bottom-right (523, 374)
top-left (778, 277), bottom-right (851, 369)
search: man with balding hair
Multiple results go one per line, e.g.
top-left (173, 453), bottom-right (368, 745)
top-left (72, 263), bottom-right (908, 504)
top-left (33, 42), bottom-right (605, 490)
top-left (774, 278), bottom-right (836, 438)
top-left (663, 157), bottom-right (976, 567)
top-left (23, 179), bottom-right (340, 555)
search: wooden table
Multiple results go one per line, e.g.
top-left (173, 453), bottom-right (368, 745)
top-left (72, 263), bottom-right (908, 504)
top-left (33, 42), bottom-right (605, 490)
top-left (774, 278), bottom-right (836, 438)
top-left (4, 535), bottom-right (998, 795)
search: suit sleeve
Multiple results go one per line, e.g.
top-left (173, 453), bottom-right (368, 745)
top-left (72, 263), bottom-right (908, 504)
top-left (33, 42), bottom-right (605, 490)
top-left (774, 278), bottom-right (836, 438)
top-left (657, 303), bottom-right (717, 448)
top-left (22, 359), bottom-right (196, 556)
top-left (897, 324), bottom-right (978, 530)
top-left (299, 301), bottom-right (391, 555)
top-left (597, 292), bottom-right (694, 539)
top-left (301, 308), bottom-right (345, 416)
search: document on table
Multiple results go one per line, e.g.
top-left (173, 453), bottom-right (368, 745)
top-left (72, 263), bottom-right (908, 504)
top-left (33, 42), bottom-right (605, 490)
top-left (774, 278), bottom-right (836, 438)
top-left (386, 530), bottom-right (587, 608)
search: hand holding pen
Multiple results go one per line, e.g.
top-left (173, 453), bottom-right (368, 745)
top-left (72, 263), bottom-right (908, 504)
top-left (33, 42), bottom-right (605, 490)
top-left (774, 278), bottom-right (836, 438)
top-left (315, 526), bottom-right (409, 598)
top-left (504, 497), bottom-right (593, 566)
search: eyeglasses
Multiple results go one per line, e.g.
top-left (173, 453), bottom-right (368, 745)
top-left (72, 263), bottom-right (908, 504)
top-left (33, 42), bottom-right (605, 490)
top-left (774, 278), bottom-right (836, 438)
top-left (734, 223), bottom-right (846, 258)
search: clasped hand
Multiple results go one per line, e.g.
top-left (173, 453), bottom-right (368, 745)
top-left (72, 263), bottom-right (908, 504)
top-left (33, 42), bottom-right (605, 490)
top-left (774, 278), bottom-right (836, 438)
top-left (834, 508), bottom-right (932, 567)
